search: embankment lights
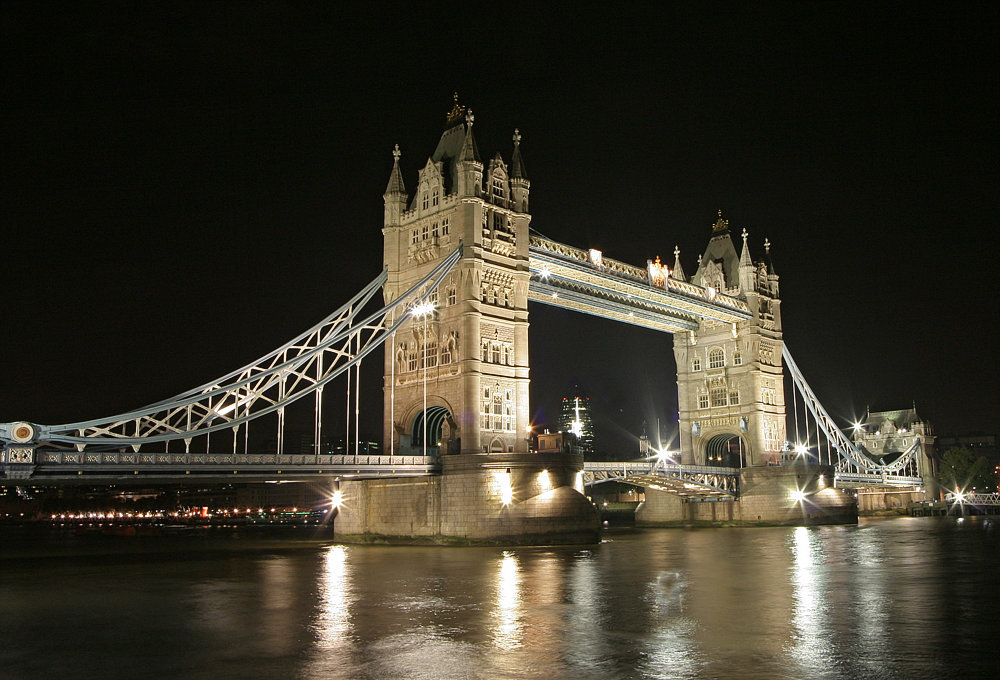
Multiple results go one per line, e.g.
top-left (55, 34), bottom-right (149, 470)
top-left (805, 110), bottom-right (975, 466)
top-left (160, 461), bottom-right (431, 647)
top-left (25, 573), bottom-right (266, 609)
top-left (790, 489), bottom-right (807, 503)
top-left (497, 469), bottom-right (514, 506)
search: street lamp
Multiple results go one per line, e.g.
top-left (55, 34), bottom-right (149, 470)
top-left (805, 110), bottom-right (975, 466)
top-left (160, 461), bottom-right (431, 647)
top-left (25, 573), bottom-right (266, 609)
top-left (411, 302), bottom-right (436, 458)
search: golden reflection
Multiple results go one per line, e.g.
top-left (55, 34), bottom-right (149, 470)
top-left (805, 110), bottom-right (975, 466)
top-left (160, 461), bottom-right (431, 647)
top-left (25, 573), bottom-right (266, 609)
top-left (789, 527), bottom-right (829, 671)
top-left (316, 545), bottom-right (353, 647)
top-left (491, 550), bottom-right (523, 649)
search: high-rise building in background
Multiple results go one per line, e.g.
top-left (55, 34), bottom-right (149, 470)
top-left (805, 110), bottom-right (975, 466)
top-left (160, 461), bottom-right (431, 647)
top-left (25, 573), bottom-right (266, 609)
top-left (559, 387), bottom-right (595, 455)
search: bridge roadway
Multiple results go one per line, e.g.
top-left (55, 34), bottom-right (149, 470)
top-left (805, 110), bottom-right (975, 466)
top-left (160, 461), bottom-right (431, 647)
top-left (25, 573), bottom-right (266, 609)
top-left (5, 451), bottom-right (438, 483)
top-left (5, 451), bottom-right (923, 495)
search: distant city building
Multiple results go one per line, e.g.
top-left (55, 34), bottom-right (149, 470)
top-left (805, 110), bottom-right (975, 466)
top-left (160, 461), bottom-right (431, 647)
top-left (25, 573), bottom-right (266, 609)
top-left (559, 388), bottom-right (595, 455)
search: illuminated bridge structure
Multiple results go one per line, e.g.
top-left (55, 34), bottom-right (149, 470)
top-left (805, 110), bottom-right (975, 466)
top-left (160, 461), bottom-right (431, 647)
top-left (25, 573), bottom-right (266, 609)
top-left (0, 105), bottom-right (929, 502)
top-left (1, 235), bottom-right (922, 492)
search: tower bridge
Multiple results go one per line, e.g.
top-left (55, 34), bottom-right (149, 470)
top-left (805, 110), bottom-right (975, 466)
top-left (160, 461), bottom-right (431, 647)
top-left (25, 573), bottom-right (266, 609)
top-left (2, 102), bottom-right (935, 541)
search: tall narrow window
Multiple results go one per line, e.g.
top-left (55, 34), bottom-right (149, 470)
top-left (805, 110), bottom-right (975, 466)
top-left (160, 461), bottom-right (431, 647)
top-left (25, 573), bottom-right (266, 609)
top-left (422, 192), bottom-right (429, 210)
top-left (729, 389), bottom-right (740, 405)
top-left (733, 350), bottom-right (743, 366)
top-left (442, 218), bottom-right (450, 235)
top-left (698, 394), bottom-right (709, 409)
top-left (693, 357), bottom-right (702, 371)
top-left (431, 187), bottom-right (439, 206)
top-left (447, 287), bottom-right (456, 306)
top-left (709, 348), bottom-right (725, 369)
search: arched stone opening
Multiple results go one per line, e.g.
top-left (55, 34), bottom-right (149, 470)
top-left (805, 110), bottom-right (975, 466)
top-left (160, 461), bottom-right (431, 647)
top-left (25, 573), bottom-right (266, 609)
top-left (411, 405), bottom-right (455, 455)
top-left (704, 433), bottom-right (748, 468)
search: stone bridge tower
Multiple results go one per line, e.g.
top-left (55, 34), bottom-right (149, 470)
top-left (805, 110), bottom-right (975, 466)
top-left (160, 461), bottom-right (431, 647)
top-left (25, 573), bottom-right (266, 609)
top-left (381, 99), bottom-right (532, 456)
top-left (674, 213), bottom-right (787, 467)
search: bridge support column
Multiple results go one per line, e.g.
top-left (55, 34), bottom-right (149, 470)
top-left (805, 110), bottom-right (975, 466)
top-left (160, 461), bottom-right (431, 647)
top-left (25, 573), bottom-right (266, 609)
top-left (334, 453), bottom-right (600, 544)
top-left (636, 462), bottom-right (857, 526)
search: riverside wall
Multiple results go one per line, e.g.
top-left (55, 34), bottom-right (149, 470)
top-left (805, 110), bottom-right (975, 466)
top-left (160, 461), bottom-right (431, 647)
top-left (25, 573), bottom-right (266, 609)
top-left (333, 452), bottom-right (600, 544)
top-left (636, 462), bottom-right (857, 526)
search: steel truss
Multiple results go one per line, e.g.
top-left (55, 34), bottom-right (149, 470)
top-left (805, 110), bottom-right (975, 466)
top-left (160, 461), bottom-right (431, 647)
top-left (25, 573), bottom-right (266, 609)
top-left (583, 460), bottom-right (739, 500)
top-left (2, 246), bottom-right (463, 452)
top-left (783, 345), bottom-right (921, 486)
top-left (945, 492), bottom-right (1000, 506)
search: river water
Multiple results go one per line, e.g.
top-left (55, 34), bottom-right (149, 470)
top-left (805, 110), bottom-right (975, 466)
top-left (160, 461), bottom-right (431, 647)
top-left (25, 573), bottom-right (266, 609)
top-left (1, 517), bottom-right (996, 679)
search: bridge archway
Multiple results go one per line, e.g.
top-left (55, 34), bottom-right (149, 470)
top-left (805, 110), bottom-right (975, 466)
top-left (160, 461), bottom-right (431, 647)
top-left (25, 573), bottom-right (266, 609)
top-left (411, 405), bottom-right (455, 454)
top-left (703, 433), bottom-right (748, 468)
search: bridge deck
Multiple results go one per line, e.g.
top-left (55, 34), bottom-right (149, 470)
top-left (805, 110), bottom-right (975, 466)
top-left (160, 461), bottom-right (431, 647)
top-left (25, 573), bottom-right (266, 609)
top-left (528, 235), bottom-right (750, 333)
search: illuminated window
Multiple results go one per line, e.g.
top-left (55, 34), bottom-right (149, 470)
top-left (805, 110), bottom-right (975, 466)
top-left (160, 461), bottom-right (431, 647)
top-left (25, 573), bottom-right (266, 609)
top-left (422, 192), bottom-right (429, 210)
top-left (447, 287), bottom-right (456, 306)
top-left (431, 187), bottom-right (439, 206)
top-left (492, 176), bottom-right (505, 199)
top-left (698, 394), bottom-right (709, 409)
top-left (411, 230), bottom-right (419, 244)
top-left (709, 348), bottom-right (725, 369)
top-left (442, 218), bottom-right (449, 235)
top-left (710, 387), bottom-right (728, 407)
top-left (502, 389), bottom-right (514, 431)
top-left (422, 225), bottom-right (429, 240)
top-left (733, 350), bottom-right (742, 366)
top-left (692, 357), bottom-right (702, 371)
top-left (423, 339), bottom-right (437, 368)
top-left (432, 222), bottom-right (439, 237)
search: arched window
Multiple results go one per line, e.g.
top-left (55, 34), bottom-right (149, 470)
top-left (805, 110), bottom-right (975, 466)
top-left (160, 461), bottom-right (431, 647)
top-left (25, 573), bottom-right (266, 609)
top-left (733, 350), bottom-right (742, 366)
top-left (708, 348), bottom-right (725, 369)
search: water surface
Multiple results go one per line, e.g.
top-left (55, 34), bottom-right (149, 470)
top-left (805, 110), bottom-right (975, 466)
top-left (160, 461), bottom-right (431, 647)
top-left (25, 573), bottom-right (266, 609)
top-left (1, 517), bottom-right (996, 679)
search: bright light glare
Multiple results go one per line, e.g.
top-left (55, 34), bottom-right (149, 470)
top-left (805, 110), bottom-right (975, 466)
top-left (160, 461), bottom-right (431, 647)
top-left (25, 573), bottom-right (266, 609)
top-left (497, 471), bottom-right (514, 505)
top-left (790, 490), bottom-right (807, 503)
top-left (538, 470), bottom-right (551, 491)
top-left (331, 490), bottom-right (344, 509)
top-left (794, 444), bottom-right (808, 455)
top-left (539, 268), bottom-right (551, 280)
top-left (954, 491), bottom-right (966, 503)
top-left (411, 302), bottom-right (435, 317)
top-left (852, 422), bottom-right (863, 431)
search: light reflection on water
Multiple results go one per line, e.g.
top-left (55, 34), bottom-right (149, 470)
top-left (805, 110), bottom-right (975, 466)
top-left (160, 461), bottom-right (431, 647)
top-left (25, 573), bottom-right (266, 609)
top-left (1, 518), bottom-right (997, 679)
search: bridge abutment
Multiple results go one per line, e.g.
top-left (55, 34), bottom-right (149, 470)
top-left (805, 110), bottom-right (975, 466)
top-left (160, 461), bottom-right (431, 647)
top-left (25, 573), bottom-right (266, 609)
top-left (636, 463), bottom-right (857, 526)
top-left (334, 453), bottom-right (600, 544)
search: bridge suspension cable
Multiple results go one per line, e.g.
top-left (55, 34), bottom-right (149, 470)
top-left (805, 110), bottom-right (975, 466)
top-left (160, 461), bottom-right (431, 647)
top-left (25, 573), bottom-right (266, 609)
top-left (782, 345), bottom-right (921, 481)
top-left (2, 245), bottom-right (463, 451)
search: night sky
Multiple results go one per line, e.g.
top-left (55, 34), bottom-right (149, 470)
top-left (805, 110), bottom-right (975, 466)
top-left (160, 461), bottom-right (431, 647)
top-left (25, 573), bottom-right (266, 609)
top-left (3, 4), bottom-right (997, 455)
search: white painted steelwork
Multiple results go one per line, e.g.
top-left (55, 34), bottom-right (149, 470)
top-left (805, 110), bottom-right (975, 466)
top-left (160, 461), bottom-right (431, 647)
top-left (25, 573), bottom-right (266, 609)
top-left (1, 246), bottom-right (463, 452)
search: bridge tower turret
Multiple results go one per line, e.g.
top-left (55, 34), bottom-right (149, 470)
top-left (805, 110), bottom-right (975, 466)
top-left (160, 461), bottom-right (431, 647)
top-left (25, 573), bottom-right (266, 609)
top-left (674, 212), bottom-right (787, 467)
top-left (381, 98), bottom-right (532, 456)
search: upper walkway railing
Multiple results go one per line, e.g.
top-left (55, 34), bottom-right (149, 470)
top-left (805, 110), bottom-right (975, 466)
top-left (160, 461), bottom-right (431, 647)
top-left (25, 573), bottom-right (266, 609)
top-left (527, 233), bottom-right (750, 332)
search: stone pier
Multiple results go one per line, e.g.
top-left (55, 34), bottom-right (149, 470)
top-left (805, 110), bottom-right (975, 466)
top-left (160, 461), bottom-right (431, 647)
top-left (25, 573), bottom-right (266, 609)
top-left (333, 453), bottom-right (600, 544)
top-left (636, 462), bottom-right (857, 526)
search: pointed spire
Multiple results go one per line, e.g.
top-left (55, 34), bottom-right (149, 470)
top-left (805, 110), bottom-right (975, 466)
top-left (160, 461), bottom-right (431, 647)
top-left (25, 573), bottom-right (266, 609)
top-left (672, 245), bottom-right (686, 281)
top-left (764, 237), bottom-right (777, 275)
top-left (384, 143), bottom-right (406, 195)
top-left (739, 227), bottom-right (753, 267)
top-left (510, 128), bottom-right (528, 179)
top-left (458, 108), bottom-right (481, 163)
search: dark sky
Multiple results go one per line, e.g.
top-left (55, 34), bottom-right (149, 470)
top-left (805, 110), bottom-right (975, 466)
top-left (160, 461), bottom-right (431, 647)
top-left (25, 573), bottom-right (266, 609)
top-left (2, 3), bottom-right (997, 454)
